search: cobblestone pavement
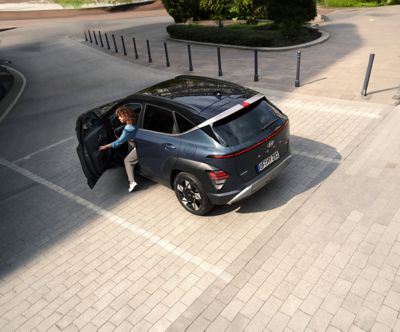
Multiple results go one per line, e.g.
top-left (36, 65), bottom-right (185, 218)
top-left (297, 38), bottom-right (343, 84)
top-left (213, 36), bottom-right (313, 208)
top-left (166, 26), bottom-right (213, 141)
top-left (1, 5), bottom-right (400, 332)
top-left (1, 88), bottom-right (399, 330)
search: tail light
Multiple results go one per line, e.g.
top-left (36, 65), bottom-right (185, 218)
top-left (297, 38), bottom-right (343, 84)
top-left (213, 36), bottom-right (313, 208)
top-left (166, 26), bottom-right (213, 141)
top-left (207, 170), bottom-right (230, 190)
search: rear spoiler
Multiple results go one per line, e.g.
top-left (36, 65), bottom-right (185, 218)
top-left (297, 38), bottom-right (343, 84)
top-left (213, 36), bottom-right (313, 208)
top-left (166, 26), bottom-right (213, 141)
top-left (197, 94), bottom-right (264, 129)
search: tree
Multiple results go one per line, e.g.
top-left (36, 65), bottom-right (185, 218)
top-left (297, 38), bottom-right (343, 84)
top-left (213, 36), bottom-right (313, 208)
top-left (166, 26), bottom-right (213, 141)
top-left (199, 0), bottom-right (231, 25)
top-left (162, 0), bottom-right (202, 23)
top-left (230, 0), bottom-right (267, 23)
top-left (268, 0), bottom-right (316, 28)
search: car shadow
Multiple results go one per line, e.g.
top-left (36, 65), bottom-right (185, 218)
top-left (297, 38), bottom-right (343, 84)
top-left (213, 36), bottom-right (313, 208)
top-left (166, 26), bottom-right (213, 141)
top-left (79, 135), bottom-right (341, 217)
top-left (208, 135), bottom-right (341, 215)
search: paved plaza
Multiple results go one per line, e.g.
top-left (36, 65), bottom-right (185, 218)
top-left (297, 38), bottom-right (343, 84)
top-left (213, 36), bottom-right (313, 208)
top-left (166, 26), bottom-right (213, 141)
top-left (1, 3), bottom-right (400, 331)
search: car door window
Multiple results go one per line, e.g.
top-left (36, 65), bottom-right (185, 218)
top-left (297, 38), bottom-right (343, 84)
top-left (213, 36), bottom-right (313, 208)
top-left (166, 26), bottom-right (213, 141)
top-left (124, 103), bottom-right (142, 116)
top-left (143, 105), bottom-right (175, 134)
top-left (82, 113), bottom-right (100, 136)
top-left (109, 103), bottom-right (142, 127)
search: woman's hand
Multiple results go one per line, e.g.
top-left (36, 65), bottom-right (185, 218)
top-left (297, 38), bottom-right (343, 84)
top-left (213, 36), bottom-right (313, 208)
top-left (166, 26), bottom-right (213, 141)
top-left (98, 144), bottom-right (110, 151)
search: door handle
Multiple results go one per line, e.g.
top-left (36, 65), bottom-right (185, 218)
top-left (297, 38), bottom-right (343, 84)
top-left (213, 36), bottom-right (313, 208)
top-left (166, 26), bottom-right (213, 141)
top-left (162, 143), bottom-right (176, 150)
top-left (97, 134), bottom-right (103, 142)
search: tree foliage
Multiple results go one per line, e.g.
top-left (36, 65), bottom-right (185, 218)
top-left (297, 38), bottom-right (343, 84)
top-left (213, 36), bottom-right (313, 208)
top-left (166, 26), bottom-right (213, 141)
top-left (267, 0), bottom-right (316, 27)
top-left (162, 0), bottom-right (316, 26)
top-left (161, 0), bottom-right (203, 23)
top-left (199, 0), bottom-right (231, 20)
top-left (230, 0), bottom-right (267, 22)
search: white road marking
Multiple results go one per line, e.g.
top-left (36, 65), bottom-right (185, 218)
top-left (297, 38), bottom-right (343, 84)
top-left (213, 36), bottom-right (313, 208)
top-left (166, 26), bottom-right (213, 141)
top-left (13, 136), bottom-right (75, 163)
top-left (0, 157), bottom-right (233, 283)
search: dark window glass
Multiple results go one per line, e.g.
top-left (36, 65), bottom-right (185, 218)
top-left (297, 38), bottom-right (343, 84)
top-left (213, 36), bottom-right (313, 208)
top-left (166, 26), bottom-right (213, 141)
top-left (212, 99), bottom-right (279, 146)
top-left (143, 105), bottom-right (174, 134)
top-left (82, 113), bottom-right (100, 136)
top-left (175, 113), bottom-right (195, 133)
top-left (125, 103), bottom-right (142, 115)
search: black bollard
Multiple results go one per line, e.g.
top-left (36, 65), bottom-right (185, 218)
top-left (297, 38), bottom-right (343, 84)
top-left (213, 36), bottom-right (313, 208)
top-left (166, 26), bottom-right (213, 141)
top-left (84, 31), bottom-right (88, 42)
top-left (295, 50), bottom-right (301, 87)
top-left (146, 40), bottom-right (152, 63)
top-left (105, 33), bottom-right (110, 50)
top-left (187, 44), bottom-right (193, 72)
top-left (112, 34), bottom-right (118, 53)
top-left (132, 38), bottom-right (138, 59)
top-left (98, 31), bottom-right (103, 48)
top-left (164, 42), bottom-right (170, 67)
top-left (217, 47), bottom-right (222, 76)
top-left (93, 30), bottom-right (98, 45)
top-left (88, 30), bottom-right (93, 43)
top-left (121, 36), bottom-right (127, 56)
top-left (361, 54), bottom-right (375, 96)
top-left (254, 49), bottom-right (259, 82)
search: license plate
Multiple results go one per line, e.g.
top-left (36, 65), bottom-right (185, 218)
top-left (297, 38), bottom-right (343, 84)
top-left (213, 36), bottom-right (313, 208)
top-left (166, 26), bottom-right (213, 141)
top-left (256, 151), bottom-right (280, 173)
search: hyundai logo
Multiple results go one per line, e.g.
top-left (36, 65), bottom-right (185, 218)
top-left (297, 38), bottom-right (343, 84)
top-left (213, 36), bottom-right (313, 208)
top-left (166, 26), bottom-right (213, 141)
top-left (267, 140), bottom-right (274, 149)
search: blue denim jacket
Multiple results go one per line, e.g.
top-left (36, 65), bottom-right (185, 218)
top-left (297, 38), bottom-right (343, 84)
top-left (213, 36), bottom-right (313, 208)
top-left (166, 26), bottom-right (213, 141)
top-left (111, 124), bottom-right (137, 149)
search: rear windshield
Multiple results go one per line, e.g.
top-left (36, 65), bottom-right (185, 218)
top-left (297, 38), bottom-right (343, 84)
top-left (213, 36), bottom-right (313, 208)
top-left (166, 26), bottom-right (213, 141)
top-left (211, 99), bottom-right (280, 147)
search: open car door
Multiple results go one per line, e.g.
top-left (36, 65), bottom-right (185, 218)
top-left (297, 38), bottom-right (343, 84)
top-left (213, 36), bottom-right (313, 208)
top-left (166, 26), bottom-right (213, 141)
top-left (76, 103), bottom-right (116, 188)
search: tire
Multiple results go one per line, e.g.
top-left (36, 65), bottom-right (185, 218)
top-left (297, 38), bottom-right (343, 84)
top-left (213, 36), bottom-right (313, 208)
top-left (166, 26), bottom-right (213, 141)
top-left (174, 172), bottom-right (213, 216)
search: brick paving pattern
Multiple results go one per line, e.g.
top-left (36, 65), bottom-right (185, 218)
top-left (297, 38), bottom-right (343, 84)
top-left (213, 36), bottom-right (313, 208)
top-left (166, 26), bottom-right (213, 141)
top-left (1, 90), bottom-right (399, 330)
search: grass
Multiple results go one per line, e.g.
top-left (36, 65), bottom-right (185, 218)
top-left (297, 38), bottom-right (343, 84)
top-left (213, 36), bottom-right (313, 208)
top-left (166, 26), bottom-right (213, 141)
top-left (166, 23), bottom-right (321, 48)
top-left (53, 0), bottom-right (135, 9)
top-left (317, 0), bottom-right (398, 6)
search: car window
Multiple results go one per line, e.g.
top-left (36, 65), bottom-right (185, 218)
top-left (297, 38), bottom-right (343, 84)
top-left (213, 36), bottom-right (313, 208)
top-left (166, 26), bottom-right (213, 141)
top-left (175, 113), bottom-right (195, 133)
top-left (212, 99), bottom-right (279, 146)
top-left (143, 105), bottom-right (174, 134)
top-left (108, 103), bottom-right (142, 129)
top-left (124, 103), bottom-right (142, 115)
top-left (82, 113), bottom-right (100, 137)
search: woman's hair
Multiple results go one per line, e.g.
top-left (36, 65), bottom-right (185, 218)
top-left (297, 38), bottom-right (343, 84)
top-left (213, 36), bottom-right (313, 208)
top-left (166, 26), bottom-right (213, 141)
top-left (115, 106), bottom-right (137, 124)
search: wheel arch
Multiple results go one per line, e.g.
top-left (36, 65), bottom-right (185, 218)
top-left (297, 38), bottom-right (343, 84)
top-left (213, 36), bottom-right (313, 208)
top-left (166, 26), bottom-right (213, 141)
top-left (169, 158), bottom-right (216, 191)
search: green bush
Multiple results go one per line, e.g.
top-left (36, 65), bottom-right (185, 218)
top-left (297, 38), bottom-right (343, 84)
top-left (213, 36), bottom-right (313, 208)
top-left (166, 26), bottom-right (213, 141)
top-left (162, 0), bottom-right (204, 23)
top-left (161, 0), bottom-right (269, 23)
top-left (229, 0), bottom-right (268, 22)
top-left (268, 0), bottom-right (316, 27)
top-left (166, 23), bottom-right (321, 47)
top-left (199, 0), bottom-right (232, 20)
top-left (317, 0), bottom-right (399, 6)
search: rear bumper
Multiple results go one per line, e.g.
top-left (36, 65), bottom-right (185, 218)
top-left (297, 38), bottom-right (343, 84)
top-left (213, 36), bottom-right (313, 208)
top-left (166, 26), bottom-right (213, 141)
top-left (207, 153), bottom-right (292, 205)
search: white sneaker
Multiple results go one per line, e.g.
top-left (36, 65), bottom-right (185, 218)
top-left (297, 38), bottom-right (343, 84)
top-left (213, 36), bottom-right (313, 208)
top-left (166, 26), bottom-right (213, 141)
top-left (128, 182), bottom-right (138, 192)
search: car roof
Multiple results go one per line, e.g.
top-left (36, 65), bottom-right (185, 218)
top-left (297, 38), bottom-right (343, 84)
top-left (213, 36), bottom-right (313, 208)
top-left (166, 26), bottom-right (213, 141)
top-left (135, 76), bottom-right (257, 122)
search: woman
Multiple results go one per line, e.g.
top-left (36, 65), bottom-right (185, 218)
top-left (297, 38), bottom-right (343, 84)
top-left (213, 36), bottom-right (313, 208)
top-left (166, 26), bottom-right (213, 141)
top-left (99, 106), bottom-right (139, 192)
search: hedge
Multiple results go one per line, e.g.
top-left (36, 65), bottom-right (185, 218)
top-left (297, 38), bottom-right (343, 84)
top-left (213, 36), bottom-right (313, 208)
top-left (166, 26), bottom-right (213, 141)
top-left (166, 24), bottom-right (321, 47)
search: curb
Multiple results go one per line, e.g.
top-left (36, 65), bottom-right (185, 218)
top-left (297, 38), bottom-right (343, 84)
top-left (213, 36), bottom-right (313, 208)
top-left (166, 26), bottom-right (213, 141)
top-left (168, 29), bottom-right (330, 52)
top-left (0, 65), bottom-right (26, 123)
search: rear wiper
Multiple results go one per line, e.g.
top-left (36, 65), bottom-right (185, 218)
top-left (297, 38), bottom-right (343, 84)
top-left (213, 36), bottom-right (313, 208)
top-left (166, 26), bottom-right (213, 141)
top-left (261, 119), bottom-right (278, 131)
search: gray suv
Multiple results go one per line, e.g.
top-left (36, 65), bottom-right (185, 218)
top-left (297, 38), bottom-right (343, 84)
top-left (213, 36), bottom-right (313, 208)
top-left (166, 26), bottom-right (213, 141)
top-left (76, 76), bottom-right (291, 215)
